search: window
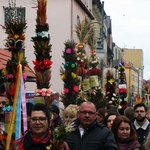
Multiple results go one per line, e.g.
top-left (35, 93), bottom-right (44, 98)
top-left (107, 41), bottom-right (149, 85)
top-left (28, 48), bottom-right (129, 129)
top-left (4, 7), bottom-right (25, 25)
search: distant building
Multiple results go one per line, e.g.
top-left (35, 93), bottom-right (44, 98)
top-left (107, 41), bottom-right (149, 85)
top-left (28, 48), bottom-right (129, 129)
top-left (121, 49), bottom-right (144, 105)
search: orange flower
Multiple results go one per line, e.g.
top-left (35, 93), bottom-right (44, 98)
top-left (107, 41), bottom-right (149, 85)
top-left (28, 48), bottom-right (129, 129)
top-left (77, 43), bottom-right (84, 48)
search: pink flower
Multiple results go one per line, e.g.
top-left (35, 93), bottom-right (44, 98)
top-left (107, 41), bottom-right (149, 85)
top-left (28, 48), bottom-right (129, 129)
top-left (41, 92), bottom-right (46, 97)
top-left (66, 48), bottom-right (71, 54)
top-left (47, 89), bottom-right (52, 94)
top-left (23, 73), bottom-right (27, 81)
top-left (106, 91), bottom-right (110, 95)
top-left (109, 101), bottom-right (113, 104)
top-left (6, 74), bottom-right (13, 79)
top-left (39, 89), bottom-right (43, 93)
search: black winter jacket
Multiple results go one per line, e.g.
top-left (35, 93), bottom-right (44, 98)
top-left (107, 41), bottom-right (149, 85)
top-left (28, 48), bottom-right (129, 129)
top-left (66, 119), bottom-right (118, 150)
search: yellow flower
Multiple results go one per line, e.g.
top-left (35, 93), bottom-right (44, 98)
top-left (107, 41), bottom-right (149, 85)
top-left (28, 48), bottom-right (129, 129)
top-left (14, 34), bottom-right (19, 39)
top-left (71, 72), bottom-right (77, 79)
top-left (46, 145), bottom-right (52, 150)
top-left (61, 74), bottom-right (66, 80)
top-left (2, 69), bottom-right (7, 75)
top-left (109, 79), bottom-right (114, 84)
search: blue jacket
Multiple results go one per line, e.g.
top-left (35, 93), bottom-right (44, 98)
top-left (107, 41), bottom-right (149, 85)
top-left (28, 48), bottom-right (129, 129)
top-left (66, 119), bottom-right (118, 150)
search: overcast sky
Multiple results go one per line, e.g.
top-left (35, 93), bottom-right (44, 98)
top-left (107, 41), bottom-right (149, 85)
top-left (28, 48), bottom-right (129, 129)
top-left (102, 0), bottom-right (150, 80)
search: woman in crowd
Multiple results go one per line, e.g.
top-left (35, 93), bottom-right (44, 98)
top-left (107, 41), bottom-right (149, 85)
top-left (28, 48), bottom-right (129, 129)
top-left (103, 111), bottom-right (119, 130)
top-left (97, 107), bottom-right (107, 123)
top-left (63, 104), bottom-right (78, 122)
top-left (12, 103), bottom-right (69, 150)
top-left (111, 115), bottom-right (140, 150)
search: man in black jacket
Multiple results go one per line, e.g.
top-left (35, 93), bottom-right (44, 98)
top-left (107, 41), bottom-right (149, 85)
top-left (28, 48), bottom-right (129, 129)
top-left (132, 103), bottom-right (150, 150)
top-left (66, 101), bottom-right (118, 150)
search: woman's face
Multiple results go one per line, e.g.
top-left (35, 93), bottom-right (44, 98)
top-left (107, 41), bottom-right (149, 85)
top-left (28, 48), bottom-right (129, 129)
top-left (118, 122), bottom-right (130, 140)
top-left (107, 115), bottom-right (116, 129)
top-left (30, 111), bottom-right (49, 138)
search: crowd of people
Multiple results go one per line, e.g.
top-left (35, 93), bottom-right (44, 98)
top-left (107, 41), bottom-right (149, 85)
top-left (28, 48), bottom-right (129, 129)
top-left (1, 93), bottom-right (150, 150)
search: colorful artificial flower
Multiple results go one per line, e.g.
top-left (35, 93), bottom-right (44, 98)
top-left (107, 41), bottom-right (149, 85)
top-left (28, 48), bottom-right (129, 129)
top-left (23, 73), bottom-right (27, 81)
top-left (3, 105), bottom-right (13, 112)
top-left (33, 59), bottom-right (53, 71)
top-left (77, 43), bottom-right (84, 48)
top-left (46, 145), bottom-right (52, 150)
top-left (108, 79), bottom-right (115, 84)
top-left (90, 50), bottom-right (96, 55)
top-left (64, 62), bottom-right (69, 69)
top-left (66, 48), bottom-right (71, 54)
top-left (14, 34), bottom-right (19, 39)
top-left (71, 72), bottom-right (77, 79)
top-left (19, 34), bottom-right (25, 40)
top-left (35, 88), bottom-right (53, 97)
top-left (6, 74), bottom-right (14, 79)
top-left (88, 68), bottom-right (101, 76)
top-left (71, 63), bottom-right (76, 68)
top-left (73, 85), bottom-right (79, 93)
top-left (63, 88), bottom-right (69, 94)
top-left (61, 74), bottom-right (66, 80)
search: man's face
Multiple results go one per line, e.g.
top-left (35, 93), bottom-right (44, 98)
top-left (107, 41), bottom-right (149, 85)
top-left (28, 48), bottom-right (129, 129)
top-left (78, 102), bottom-right (97, 129)
top-left (134, 106), bottom-right (147, 122)
top-left (30, 111), bottom-right (49, 138)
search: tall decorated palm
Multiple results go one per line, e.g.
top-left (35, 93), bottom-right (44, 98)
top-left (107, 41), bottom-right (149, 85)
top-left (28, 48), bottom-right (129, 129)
top-left (1, 0), bottom-right (28, 148)
top-left (2, 0), bottom-right (27, 107)
top-left (60, 40), bottom-right (80, 107)
top-left (104, 68), bottom-right (119, 108)
top-left (86, 25), bottom-right (104, 109)
top-left (32, 0), bottom-right (54, 105)
top-left (75, 17), bottom-right (91, 95)
top-left (118, 62), bottom-right (127, 105)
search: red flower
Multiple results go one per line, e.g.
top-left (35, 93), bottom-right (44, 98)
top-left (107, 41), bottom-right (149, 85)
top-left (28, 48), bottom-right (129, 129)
top-left (63, 88), bottom-right (69, 94)
top-left (33, 59), bottom-right (53, 71)
top-left (119, 88), bottom-right (127, 93)
top-left (88, 68), bottom-right (101, 76)
top-left (90, 50), bottom-right (96, 55)
top-left (43, 59), bottom-right (53, 69)
top-left (73, 85), bottom-right (79, 93)
top-left (19, 34), bottom-right (25, 40)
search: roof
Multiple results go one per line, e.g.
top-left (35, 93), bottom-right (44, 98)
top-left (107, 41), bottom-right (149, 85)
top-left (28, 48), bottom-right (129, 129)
top-left (0, 48), bottom-right (35, 79)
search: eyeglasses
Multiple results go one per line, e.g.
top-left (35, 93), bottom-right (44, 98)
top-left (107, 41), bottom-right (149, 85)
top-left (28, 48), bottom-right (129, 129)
top-left (79, 111), bottom-right (96, 115)
top-left (30, 117), bottom-right (47, 123)
top-left (135, 110), bottom-right (145, 113)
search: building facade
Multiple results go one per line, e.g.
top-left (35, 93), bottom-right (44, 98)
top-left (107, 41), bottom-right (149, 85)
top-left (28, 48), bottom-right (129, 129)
top-left (122, 49), bottom-right (144, 105)
top-left (0, 0), bottom-right (94, 93)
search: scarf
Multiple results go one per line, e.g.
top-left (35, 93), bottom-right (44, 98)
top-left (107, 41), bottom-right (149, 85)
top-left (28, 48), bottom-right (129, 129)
top-left (14, 130), bottom-right (70, 150)
top-left (18, 130), bottom-right (51, 150)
